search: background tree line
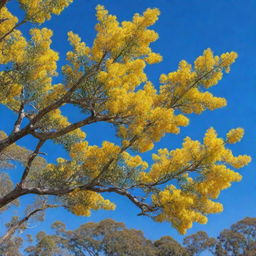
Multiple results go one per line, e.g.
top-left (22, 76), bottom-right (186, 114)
top-left (1, 217), bottom-right (255, 256)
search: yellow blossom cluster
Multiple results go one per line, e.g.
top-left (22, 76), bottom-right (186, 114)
top-left (139, 128), bottom-right (250, 233)
top-left (0, 27), bottom-right (60, 110)
top-left (0, 3), bottom-right (71, 108)
top-left (23, 28), bottom-right (59, 104)
top-left (98, 77), bottom-right (189, 152)
top-left (194, 164), bottom-right (242, 199)
top-left (220, 52), bottom-right (239, 73)
top-left (87, 5), bottom-right (163, 117)
top-left (0, 26), bottom-right (79, 149)
top-left (160, 60), bottom-right (196, 88)
top-left (0, 71), bottom-right (23, 107)
top-left (194, 48), bottom-right (219, 73)
top-left (122, 152), bottom-right (148, 170)
top-left (70, 141), bottom-right (120, 178)
top-left (226, 128), bottom-right (244, 144)
top-left (0, 7), bottom-right (18, 37)
top-left (41, 83), bottom-right (66, 106)
top-left (175, 88), bottom-right (227, 114)
top-left (69, 140), bottom-right (149, 178)
top-left (131, 108), bottom-right (188, 152)
top-left (145, 52), bottom-right (163, 64)
top-left (140, 128), bottom-right (250, 184)
top-left (92, 5), bottom-right (161, 62)
top-left (159, 49), bottom-right (237, 113)
top-left (115, 93), bottom-right (189, 152)
top-left (45, 158), bottom-right (78, 183)
top-left (98, 59), bottom-right (147, 92)
top-left (152, 185), bottom-right (223, 234)
top-left (0, 16), bottom-right (62, 109)
top-left (18, 0), bottom-right (73, 23)
top-left (62, 32), bottom-right (91, 83)
top-left (64, 189), bottom-right (115, 216)
top-left (69, 141), bottom-right (89, 161)
top-left (194, 48), bottom-right (237, 87)
top-left (0, 8), bottom-right (27, 65)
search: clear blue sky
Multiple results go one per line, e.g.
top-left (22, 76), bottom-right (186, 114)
top-left (1, 0), bottom-right (256, 244)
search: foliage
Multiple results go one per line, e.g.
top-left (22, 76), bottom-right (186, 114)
top-left (25, 218), bottom-right (181, 256)
top-left (183, 217), bottom-right (256, 256)
top-left (183, 231), bottom-right (216, 255)
top-left (0, 0), bottom-right (251, 246)
top-left (1, 217), bottom-right (255, 255)
top-left (154, 236), bottom-right (189, 256)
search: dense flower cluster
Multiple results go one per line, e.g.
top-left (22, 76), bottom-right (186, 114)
top-left (64, 189), bottom-right (115, 216)
top-left (141, 128), bottom-right (250, 234)
top-left (18, 0), bottom-right (73, 23)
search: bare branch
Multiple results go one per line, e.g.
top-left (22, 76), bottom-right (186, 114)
top-left (12, 101), bottom-right (25, 134)
top-left (18, 139), bottom-right (45, 187)
top-left (31, 114), bottom-right (114, 140)
top-left (88, 186), bottom-right (157, 215)
top-left (0, 204), bottom-right (58, 244)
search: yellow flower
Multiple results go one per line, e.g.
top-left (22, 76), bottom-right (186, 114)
top-left (18, 0), bottom-right (74, 23)
top-left (226, 128), bottom-right (244, 144)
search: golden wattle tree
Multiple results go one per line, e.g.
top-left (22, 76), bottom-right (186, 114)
top-left (0, 0), bottom-right (251, 238)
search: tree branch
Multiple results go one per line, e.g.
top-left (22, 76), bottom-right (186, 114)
top-left (0, 204), bottom-right (58, 244)
top-left (0, 51), bottom-right (108, 154)
top-left (0, 181), bottom-right (157, 217)
top-left (89, 186), bottom-right (156, 215)
top-left (0, 19), bottom-right (27, 42)
top-left (12, 101), bottom-right (25, 134)
top-left (31, 114), bottom-right (114, 140)
top-left (18, 139), bottom-right (45, 187)
top-left (0, 69), bottom-right (98, 153)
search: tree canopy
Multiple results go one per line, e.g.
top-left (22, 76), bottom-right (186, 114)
top-left (1, 217), bottom-right (256, 255)
top-left (0, 0), bottom-right (252, 250)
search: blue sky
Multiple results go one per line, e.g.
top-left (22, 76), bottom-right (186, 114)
top-left (1, 0), bottom-right (256, 245)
